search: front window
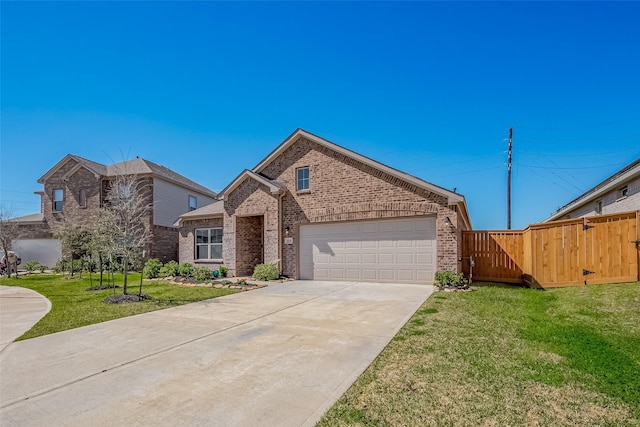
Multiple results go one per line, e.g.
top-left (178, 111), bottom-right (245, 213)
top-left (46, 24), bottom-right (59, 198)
top-left (53, 189), bottom-right (64, 212)
top-left (595, 200), bottom-right (603, 215)
top-left (195, 228), bottom-right (222, 260)
top-left (296, 167), bottom-right (310, 191)
top-left (189, 195), bottom-right (197, 211)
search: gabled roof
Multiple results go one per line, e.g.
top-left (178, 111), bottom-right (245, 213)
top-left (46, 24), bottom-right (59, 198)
top-left (253, 128), bottom-right (465, 205)
top-left (217, 169), bottom-right (286, 201)
top-left (107, 158), bottom-right (217, 198)
top-left (38, 154), bottom-right (107, 183)
top-left (175, 201), bottom-right (225, 225)
top-left (38, 155), bottom-right (216, 198)
top-left (546, 157), bottom-right (640, 222)
top-left (9, 213), bottom-right (44, 224)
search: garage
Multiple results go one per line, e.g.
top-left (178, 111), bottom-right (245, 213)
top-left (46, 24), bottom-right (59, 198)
top-left (299, 216), bottom-right (436, 284)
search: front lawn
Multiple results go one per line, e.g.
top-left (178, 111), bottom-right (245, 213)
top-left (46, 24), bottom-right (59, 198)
top-left (0, 273), bottom-right (239, 340)
top-left (318, 282), bottom-right (640, 426)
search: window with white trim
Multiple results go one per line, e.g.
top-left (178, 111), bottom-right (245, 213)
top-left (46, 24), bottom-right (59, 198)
top-left (195, 228), bottom-right (222, 260)
top-left (189, 195), bottom-right (197, 211)
top-left (296, 167), bottom-right (309, 191)
top-left (53, 189), bottom-right (64, 212)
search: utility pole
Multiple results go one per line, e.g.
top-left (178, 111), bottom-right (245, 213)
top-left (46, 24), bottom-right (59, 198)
top-left (507, 127), bottom-right (513, 230)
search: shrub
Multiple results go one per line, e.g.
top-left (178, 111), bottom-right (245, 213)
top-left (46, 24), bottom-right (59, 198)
top-left (53, 258), bottom-right (65, 273)
top-left (434, 270), bottom-right (468, 289)
top-left (159, 260), bottom-right (179, 277)
top-left (24, 261), bottom-right (42, 273)
top-left (219, 266), bottom-right (229, 278)
top-left (143, 258), bottom-right (163, 279)
top-left (38, 264), bottom-right (48, 274)
top-left (178, 262), bottom-right (195, 277)
top-left (252, 263), bottom-right (279, 281)
top-left (194, 266), bottom-right (212, 281)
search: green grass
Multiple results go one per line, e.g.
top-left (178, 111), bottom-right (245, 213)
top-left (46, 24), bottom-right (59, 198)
top-left (318, 282), bottom-right (640, 427)
top-left (0, 273), bottom-right (239, 340)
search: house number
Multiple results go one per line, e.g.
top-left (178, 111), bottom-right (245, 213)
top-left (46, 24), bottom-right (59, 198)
top-left (284, 237), bottom-right (294, 245)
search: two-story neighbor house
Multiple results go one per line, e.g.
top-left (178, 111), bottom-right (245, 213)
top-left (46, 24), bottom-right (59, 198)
top-left (11, 155), bottom-right (217, 267)
top-left (178, 129), bottom-right (472, 284)
top-left (546, 158), bottom-right (640, 221)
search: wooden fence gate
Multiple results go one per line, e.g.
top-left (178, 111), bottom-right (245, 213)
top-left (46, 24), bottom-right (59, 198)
top-left (462, 210), bottom-right (640, 288)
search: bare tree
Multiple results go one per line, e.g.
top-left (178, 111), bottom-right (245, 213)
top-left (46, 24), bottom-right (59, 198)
top-left (0, 209), bottom-right (20, 278)
top-left (104, 173), bottom-right (153, 295)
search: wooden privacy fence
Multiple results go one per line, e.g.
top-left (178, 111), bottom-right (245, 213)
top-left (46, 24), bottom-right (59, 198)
top-left (462, 210), bottom-right (640, 288)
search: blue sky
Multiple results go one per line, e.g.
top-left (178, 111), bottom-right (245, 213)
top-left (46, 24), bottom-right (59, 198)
top-left (1, 1), bottom-right (639, 229)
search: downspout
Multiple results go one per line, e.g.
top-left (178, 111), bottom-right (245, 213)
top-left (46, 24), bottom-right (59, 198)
top-left (278, 191), bottom-right (284, 274)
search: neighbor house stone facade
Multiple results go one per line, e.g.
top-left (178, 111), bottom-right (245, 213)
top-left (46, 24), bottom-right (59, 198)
top-left (179, 129), bottom-right (472, 284)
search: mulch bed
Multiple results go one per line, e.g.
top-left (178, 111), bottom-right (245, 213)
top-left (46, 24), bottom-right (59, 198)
top-left (103, 293), bottom-right (151, 304)
top-left (87, 285), bottom-right (120, 291)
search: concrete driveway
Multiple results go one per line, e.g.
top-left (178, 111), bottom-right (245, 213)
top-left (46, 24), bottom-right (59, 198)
top-left (0, 280), bottom-right (432, 427)
top-left (0, 285), bottom-right (51, 353)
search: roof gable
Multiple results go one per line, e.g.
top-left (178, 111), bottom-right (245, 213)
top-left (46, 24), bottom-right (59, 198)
top-left (38, 154), bottom-right (106, 183)
top-left (218, 170), bottom-right (285, 200)
top-left (38, 155), bottom-right (216, 198)
top-left (253, 129), bottom-right (464, 205)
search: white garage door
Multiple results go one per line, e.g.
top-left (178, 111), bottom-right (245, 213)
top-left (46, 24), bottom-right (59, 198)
top-left (12, 239), bottom-right (62, 268)
top-left (299, 216), bottom-right (436, 284)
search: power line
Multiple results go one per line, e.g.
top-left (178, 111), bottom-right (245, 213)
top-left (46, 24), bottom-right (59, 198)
top-left (517, 162), bottom-right (628, 170)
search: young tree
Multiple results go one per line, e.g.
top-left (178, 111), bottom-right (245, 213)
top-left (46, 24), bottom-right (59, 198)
top-left (0, 209), bottom-right (20, 278)
top-left (54, 219), bottom-right (92, 277)
top-left (104, 173), bottom-right (153, 295)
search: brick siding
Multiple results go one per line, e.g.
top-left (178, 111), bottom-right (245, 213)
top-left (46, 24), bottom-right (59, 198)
top-left (260, 136), bottom-right (460, 277)
top-left (179, 217), bottom-right (224, 270)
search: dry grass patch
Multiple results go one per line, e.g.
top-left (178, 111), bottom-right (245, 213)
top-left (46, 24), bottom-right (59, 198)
top-left (318, 282), bottom-right (640, 427)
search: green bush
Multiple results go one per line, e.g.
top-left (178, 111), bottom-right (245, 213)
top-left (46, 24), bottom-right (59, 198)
top-left (143, 258), bottom-right (163, 279)
top-left (252, 263), bottom-right (279, 281)
top-left (434, 270), bottom-right (467, 289)
top-left (194, 266), bottom-right (212, 281)
top-left (159, 260), bottom-right (179, 277)
top-left (38, 264), bottom-right (48, 274)
top-left (178, 262), bottom-right (195, 277)
top-left (24, 261), bottom-right (42, 273)
top-left (219, 266), bottom-right (229, 278)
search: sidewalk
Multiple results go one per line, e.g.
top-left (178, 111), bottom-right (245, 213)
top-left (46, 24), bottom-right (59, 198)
top-left (0, 285), bottom-right (51, 353)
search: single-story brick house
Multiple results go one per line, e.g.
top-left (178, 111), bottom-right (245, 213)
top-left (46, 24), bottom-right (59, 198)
top-left (178, 129), bottom-right (472, 284)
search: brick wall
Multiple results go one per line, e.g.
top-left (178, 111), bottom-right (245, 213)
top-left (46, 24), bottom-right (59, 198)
top-left (150, 225), bottom-right (178, 263)
top-left (235, 215), bottom-right (264, 276)
top-left (259, 136), bottom-right (459, 277)
top-left (223, 178), bottom-right (279, 277)
top-left (178, 217), bottom-right (224, 270)
top-left (42, 159), bottom-right (103, 234)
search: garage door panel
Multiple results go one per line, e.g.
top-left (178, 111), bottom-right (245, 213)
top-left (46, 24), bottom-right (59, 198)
top-left (397, 253), bottom-right (414, 264)
top-left (397, 239), bottom-right (414, 248)
top-left (397, 270), bottom-right (415, 281)
top-left (362, 253), bottom-right (377, 264)
top-left (379, 253), bottom-right (395, 264)
top-left (300, 217), bottom-right (436, 284)
top-left (345, 253), bottom-right (360, 264)
top-left (379, 270), bottom-right (395, 280)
